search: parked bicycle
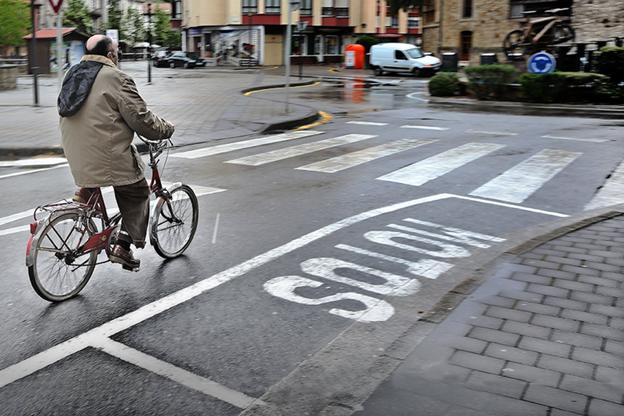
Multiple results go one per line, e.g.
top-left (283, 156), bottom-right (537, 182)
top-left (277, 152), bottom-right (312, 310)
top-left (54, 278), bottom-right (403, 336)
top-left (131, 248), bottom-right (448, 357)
top-left (25, 136), bottom-right (199, 302)
top-left (503, 8), bottom-right (575, 57)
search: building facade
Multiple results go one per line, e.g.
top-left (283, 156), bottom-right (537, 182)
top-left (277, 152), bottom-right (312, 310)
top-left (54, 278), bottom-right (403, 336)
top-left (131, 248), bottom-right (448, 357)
top-left (181, 0), bottom-right (422, 65)
top-left (421, 0), bottom-right (574, 63)
top-left (573, 0), bottom-right (624, 42)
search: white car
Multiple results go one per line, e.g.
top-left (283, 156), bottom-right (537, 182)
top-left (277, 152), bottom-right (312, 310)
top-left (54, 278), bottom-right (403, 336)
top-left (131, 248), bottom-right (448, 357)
top-left (370, 43), bottom-right (441, 76)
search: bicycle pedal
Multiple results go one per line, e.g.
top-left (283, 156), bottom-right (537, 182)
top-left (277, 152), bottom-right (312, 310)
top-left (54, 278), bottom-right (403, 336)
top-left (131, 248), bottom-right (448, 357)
top-left (122, 264), bottom-right (140, 272)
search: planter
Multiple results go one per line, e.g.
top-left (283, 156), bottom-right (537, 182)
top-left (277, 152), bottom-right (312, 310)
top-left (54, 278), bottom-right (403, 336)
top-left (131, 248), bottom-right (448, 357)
top-left (0, 65), bottom-right (18, 90)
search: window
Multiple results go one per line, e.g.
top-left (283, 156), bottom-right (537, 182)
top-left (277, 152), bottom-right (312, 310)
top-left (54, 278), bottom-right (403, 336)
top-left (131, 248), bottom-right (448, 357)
top-left (300, 0), bottom-right (312, 15)
top-left (325, 36), bottom-right (339, 54)
top-left (408, 17), bottom-right (420, 29)
top-left (322, 0), bottom-right (333, 16)
top-left (265, 0), bottom-right (280, 14)
top-left (423, 0), bottom-right (436, 25)
top-left (509, 0), bottom-right (573, 18)
top-left (172, 0), bottom-right (183, 19)
top-left (314, 35), bottom-right (323, 55)
top-left (335, 0), bottom-right (349, 17)
top-left (242, 0), bottom-right (257, 14)
top-left (391, 15), bottom-right (398, 27)
top-left (292, 35), bottom-right (308, 55)
top-left (405, 48), bottom-right (423, 58)
top-left (395, 50), bottom-right (408, 60)
top-left (462, 0), bottom-right (473, 18)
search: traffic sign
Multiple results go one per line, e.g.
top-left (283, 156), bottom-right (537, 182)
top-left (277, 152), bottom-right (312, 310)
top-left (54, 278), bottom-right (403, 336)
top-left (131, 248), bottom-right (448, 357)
top-left (48, 0), bottom-right (63, 14)
top-left (296, 21), bottom-right (308, 32)
top-left (528, 51), bottom-right (556, 74)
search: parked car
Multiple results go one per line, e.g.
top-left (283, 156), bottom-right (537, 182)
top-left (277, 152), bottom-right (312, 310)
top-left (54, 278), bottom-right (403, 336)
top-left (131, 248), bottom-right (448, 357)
top-left (166, 51), bottom-right (197, 68)
top-left (152, 50), bottom-right (170, 67)
top-left (370, 43), bottom-right (441, 76)
top-left (187, 52), bottom-right (207, 67)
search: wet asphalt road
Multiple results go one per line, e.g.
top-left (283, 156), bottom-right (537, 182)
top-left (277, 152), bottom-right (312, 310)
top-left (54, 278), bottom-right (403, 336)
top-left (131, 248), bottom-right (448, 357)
top-left (0, 84), bottom-right (623, 415)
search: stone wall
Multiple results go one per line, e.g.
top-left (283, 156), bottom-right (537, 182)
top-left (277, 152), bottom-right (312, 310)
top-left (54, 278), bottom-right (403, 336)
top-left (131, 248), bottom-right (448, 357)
top-left (573, 0), bottom-right (624, 42)
top-left (0, 66), bottom-right (18, 91)
top-left (421, 0), bottom-right (520, 62)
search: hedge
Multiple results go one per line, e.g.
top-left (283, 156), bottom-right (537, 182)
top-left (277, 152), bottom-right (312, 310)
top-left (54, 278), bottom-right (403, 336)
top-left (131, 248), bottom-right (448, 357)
top-left (595, 46), bottom-right (624, 83)
top-left (428, 72), bottom-right (460, 96)
top-left (519, 72), bottom-right (616, 103)
top-left (464, 64), bottom-right (517, 100)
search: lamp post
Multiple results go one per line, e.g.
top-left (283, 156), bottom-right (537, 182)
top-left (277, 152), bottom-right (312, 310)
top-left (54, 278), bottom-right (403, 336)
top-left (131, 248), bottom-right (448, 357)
top-left (146, 3), bottom-right (152, 84)
top-left (29, 0), bottom-right (41, 107)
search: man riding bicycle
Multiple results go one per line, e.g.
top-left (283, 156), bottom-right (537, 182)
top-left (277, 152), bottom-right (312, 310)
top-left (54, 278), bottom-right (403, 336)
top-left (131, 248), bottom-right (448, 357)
top-left (58, 35), bottom-right (174, 271)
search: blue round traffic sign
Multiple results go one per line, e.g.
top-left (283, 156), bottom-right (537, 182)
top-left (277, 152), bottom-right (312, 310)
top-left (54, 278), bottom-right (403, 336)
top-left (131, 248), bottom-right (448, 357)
top-left (528, 51), bottom-right (556, 74)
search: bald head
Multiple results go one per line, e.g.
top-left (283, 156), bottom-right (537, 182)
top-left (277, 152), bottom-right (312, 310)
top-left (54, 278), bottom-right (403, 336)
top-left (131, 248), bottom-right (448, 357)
top-left (86, 35), bottom-right (118, 65)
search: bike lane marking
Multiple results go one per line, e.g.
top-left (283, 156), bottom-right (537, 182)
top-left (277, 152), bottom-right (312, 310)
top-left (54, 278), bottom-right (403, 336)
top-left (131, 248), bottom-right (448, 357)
top-left (0, 194), bottom-right (568, 398)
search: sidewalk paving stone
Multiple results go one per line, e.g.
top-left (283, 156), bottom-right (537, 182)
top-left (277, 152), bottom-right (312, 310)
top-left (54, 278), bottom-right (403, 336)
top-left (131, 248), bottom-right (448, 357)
top-left (357, 216), bottom-right (624, 416)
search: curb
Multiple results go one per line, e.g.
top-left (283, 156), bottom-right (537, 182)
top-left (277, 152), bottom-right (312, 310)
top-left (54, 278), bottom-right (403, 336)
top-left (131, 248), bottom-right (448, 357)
top-left (0, 146), bottom-right (64, 158)
top-left (429, 96), bottom-right (624, 119)
top-left (241, 80), bottom-right (319, 96)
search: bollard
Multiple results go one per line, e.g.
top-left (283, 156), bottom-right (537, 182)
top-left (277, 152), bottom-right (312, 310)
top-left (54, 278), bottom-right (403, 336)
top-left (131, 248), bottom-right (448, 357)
top-left (480, 53), bottom-right (498, 65)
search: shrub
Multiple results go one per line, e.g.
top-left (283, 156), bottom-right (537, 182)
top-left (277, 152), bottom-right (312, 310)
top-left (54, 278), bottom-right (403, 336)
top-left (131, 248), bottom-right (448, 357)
top-left (428, 72), bottom-right (460, 96)
top-left (595, 46), bottom-right (624, 83)
top-left (464, 64), bottom-right (517, 100)
top-left (519, 72), bottom-right (615, 103)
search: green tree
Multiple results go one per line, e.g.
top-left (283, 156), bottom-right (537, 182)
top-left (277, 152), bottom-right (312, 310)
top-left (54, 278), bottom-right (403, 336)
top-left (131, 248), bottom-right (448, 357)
top-left (152, 6), bottom-right (180, 49)
top-left (107, 0), bottom-right (123, 37)
top-left (63, 0), bottom-right (93, 35)
top-left (122, 6), bottom-right (145, 47)
top-left (387, 0), bottom-right (425, 15)
top-left (0, 0), bottom-right (30, 52)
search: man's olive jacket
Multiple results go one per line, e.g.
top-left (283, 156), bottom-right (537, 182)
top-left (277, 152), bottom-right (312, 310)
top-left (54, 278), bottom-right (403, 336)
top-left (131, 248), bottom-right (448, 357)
top-left (59, 54), bottom-right (174, 188)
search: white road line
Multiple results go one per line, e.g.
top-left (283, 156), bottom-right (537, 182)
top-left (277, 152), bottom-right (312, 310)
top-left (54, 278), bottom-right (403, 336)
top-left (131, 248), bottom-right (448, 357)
top-left (0, 193), bottom-right (565, 391)
top-left (400, 125), bottom-right (449, 131)
top-left (0, 164), bottom-right (68, 180)
top-left (470, 149), bottom-right (581, 204)
top-left (0, 157), bottom-right (67, 168)
top-left (378, 142), bottom-right (504, 187)
top-left (406, 92), bottom-right (429, 102)
top-left (296, 139), bottom-right (437, 173)
top-left (211, 213), bottom-right (220, 244)
top-left (585, 159), bottom-right (624, 210)
top-left (346, 121), bottom-right (389, 126)
top-left (452, 195), bottom-right (569, 217)
top-left (170, 131), bottom-right (323, 159)
top-left (542, 135), bottom-right (609, 143)
top-left (93, 338), bottom-right (261, 409)
top-left (466, 130), bottom-right (518, 136)
top-left (225, 134), bottom-right (377, 166)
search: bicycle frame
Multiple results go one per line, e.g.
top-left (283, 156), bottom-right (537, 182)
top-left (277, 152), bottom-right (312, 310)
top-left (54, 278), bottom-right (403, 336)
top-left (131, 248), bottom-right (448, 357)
top-left (26, 138), bottom-right (173, 265)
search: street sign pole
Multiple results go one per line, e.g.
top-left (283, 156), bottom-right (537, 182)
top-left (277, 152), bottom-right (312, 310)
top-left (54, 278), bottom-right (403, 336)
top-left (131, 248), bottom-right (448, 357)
top-left (284, 1), bottom-right (300, 113)
top-left (30, 0), bottom-right (39, 107)
top-left (56, 9), bottom-right (63, 86)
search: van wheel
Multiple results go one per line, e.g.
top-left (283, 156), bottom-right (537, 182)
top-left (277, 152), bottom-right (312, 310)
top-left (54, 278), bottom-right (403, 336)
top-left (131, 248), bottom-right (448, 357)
top-left (169, 61), bottom-right (176, 68)
top-left (374, 67), bottom-right (384, 76)
top-left (411, 68), bottom-right (420, 77)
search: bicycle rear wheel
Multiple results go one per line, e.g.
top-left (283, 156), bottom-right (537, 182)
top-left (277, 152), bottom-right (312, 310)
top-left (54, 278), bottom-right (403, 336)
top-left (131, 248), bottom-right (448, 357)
top-left (28, 212), bottom-right (97, 302)
top-left (151, 184), bottom-right (199, 259)
top-left (503, 29), bottom-right (525, 57)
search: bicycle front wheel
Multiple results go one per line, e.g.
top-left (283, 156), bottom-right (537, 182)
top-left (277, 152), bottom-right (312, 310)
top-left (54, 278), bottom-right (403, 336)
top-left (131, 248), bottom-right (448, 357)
top-left (151, 184), bottom-right (199, 259)
top-left (28, 212), bottom-right (97, 302)
top-left (503, 29), bottom-right (525, 57)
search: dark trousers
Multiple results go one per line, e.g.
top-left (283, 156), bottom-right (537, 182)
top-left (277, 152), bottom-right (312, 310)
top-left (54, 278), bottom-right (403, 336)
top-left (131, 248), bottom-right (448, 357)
top-left (114, 179), bottom-right (150, 249)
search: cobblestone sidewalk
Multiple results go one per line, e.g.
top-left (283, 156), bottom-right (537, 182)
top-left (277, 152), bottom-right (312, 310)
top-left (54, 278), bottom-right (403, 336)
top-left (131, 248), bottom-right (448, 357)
top-left (356, 216), bottom-right (624, 416)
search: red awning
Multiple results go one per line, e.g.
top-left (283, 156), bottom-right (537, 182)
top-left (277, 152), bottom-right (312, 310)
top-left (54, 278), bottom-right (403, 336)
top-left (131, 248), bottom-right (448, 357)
top-left (24, 28), bottom-right (76, 40)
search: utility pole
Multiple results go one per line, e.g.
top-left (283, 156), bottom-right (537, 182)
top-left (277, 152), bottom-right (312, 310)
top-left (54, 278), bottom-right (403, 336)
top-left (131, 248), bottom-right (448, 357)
top-left (284, 1), bottom-right (300, 113)
top-left (30, 0), bottom-right (40, 107)
top-left (147, 3), bottom-right (152, 84)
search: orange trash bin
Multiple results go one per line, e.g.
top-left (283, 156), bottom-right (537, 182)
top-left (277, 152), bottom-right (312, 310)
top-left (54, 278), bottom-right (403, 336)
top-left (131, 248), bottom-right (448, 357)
top-left (344, 44), bottom-right (365, 69)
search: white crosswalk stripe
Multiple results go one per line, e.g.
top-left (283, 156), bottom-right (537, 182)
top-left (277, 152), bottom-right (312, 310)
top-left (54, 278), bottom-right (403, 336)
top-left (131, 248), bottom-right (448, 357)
top-left (296, 139), bottom-right (437, 173)
top-left (171, 131), bottom-right (323, 159)
top-left (585, 159), bottom-right (624, 210)
top-left (377, 142), bottom-right (504, 187)
top-left (346, 121), bottom-right (389, 126)
top-left (225, 134), bottom-right (377, 166)
top-left (470, 149), bottom-right (581, 203)
top-left (400, 125), bottom-right (449, 131)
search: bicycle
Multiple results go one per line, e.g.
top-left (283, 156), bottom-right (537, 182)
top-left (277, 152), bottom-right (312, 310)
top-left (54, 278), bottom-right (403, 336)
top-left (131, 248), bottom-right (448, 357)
top-left (25, 136), bottom-right (199, 302)
top-left (503, 8), bottom-right (575, 57)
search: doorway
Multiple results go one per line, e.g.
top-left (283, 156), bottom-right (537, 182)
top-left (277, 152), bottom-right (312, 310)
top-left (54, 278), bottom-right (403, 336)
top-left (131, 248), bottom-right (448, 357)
top-left (460, 31), bottom-right (472, 61)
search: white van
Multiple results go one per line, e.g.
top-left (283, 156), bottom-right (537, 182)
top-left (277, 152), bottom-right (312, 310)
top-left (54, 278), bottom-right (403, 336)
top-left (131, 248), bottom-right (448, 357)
top-left (370, 43), bottom-right (441, 76)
